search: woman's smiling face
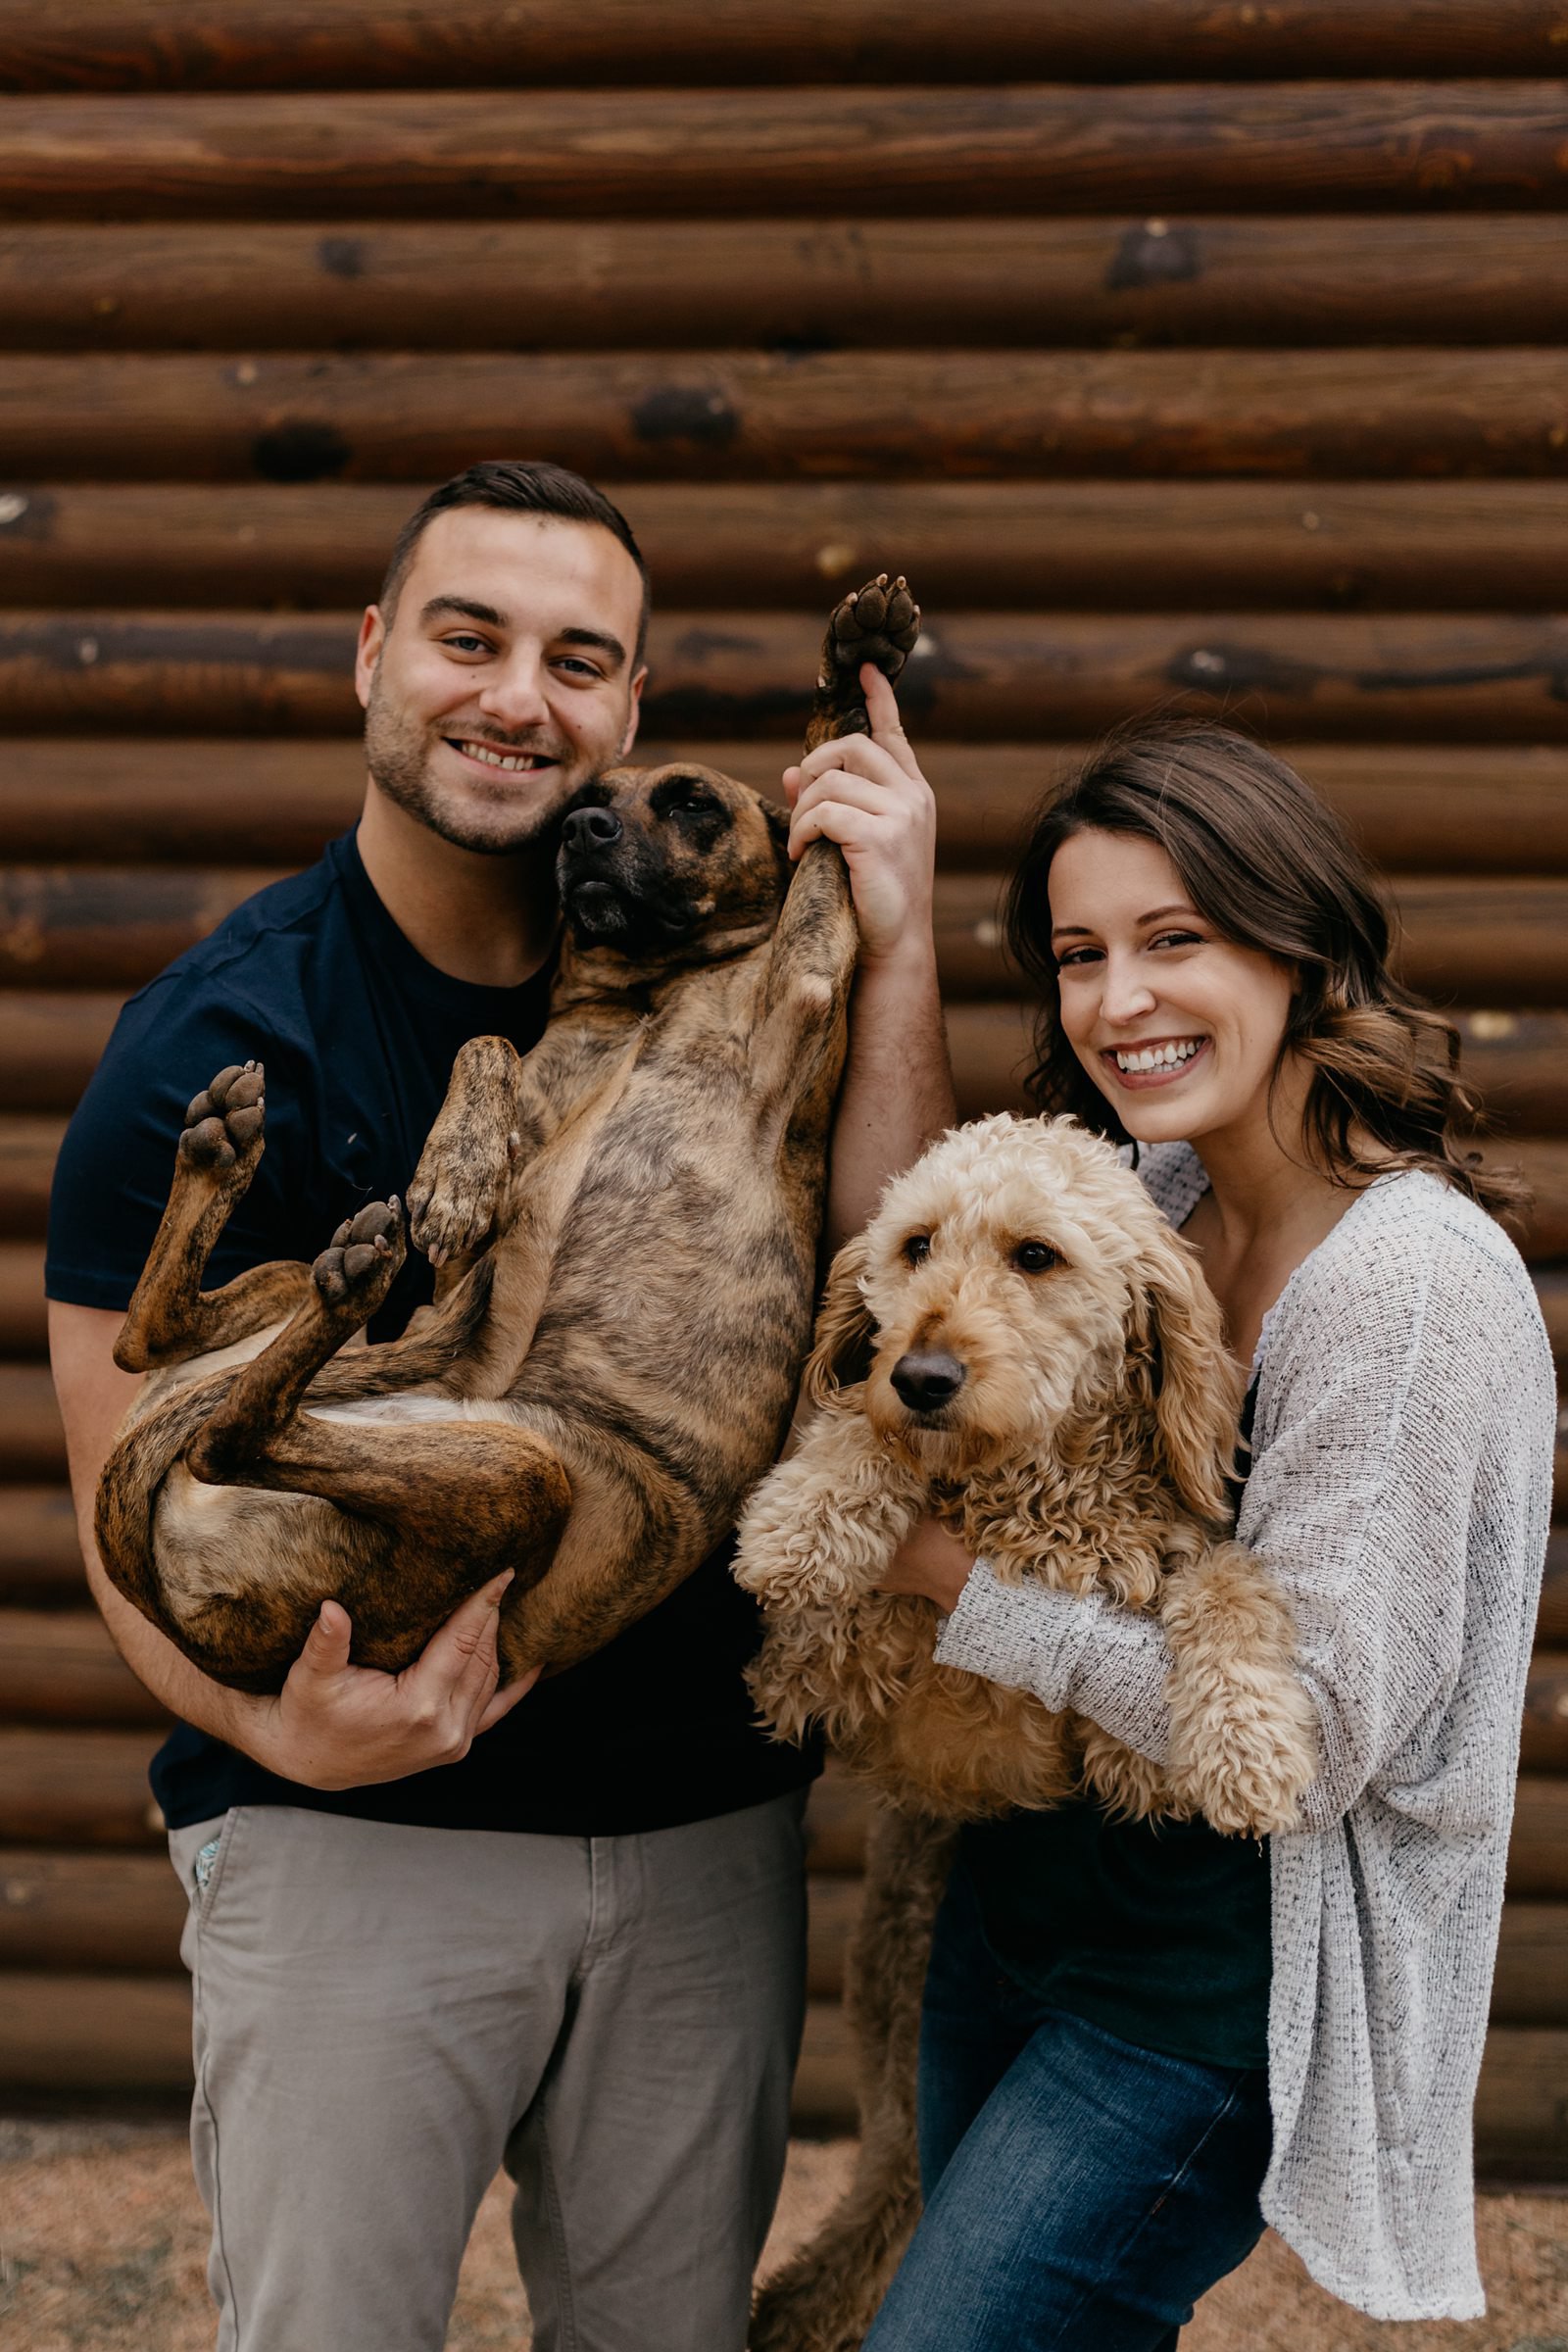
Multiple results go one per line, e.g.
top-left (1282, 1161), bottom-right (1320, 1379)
top-left (1047, 827), bottom-right (1298, 1150)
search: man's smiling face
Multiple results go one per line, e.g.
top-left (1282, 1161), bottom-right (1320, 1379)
top-left (354, 504), bottom-right (647, 856)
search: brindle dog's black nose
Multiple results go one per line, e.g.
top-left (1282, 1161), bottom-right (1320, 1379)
top-left (562, 806), bottom-right (621, 855)
top-left (890, 1350), bottom-right (966, 1413)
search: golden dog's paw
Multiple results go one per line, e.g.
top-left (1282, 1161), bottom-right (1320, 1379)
top-left (177, 1060), bottom-right (266, 1179)
top-left (813, 573), bottom-right (922, 738)
top-left (313, 1199), bottom-right (405, 1316)
top-left (1166, 1668), bottom-right (1318, 1838)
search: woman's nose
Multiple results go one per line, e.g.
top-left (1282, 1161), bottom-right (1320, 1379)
top-left (1099, 955), bottom-right (1157, 1023)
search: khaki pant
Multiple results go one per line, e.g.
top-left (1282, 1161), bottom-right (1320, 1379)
top-left (169, 1793), bottom-right (808, 2352)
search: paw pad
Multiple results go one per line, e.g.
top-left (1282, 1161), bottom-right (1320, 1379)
top-left (314, 1198), bottom-right (404, 1309)
top-left (813, 574), bottom-right (922, 738)
top-left (179, 1060), bottom-right (266, 1170)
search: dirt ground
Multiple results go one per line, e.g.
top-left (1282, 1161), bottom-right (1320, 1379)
top-left (1, 2119), bottom-right (1564, 2351)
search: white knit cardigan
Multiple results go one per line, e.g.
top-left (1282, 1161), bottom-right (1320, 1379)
top-left (932, 1142), bottom-right (1556, 2321)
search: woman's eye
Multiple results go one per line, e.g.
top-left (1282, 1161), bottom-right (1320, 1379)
top-left (901, 1234), bottom-right (932, 1267)
top-left (1054, 947), bottom-right (1101, 970)
top-left (1011, 1241), bottom-right (1059, 1275)
top-left (1150, 929), bottom-right (1202, 951)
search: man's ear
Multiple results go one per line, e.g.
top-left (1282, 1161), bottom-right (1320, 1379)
top-left (354, 605), bottom-right (384, 711)
top-left (617, 665), bottom-right (647, 760)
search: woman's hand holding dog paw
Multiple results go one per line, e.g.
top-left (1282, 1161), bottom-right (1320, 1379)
top-left (244, 1572), bottom-right (539, 1788)
top-left (783, 665), bottom-right (937, 971)
top-left (875, 1517), bottom-right (975, 1612)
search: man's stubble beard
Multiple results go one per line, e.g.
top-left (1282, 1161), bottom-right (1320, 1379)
top-left (363, 672), bottom-right (599, 858)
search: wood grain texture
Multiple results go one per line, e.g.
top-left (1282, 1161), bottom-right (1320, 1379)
top-left (1506, 1779), bottom-right (1568, 1900)
top-left (1521, 1655), bottom-right (1568, 1776)
top-left (0, 1970), bottom-right (191, 2092)
top-left (0, 1364), bottom-right (65, 1477)
top-left (0, 1612), bottom-right (168, 1730)
top-left (16, 479), bottom-right (1568, 612)
top-left (2, 87), bottom-right (1567, 220)
top-left (0, 1729), bottom-right (166, 1847)
top-left (0, 1116), bottom-right (66, 1237)
top-left (5, 3), bottom-right (1567, 92)
top-left (1540, 1531), bottom-right (1568, 1648)
top-left (13, 612), bottom-right (1568, 741)
top-left (10, 218), bottom-right (1568, 352)
top-left (1474, 2028), bottom-right (1568, 2178)
top-left (4, 739), bottom-right (1567, 873)
top-left (0, 991), bottom-right (120, 1108)
top-left (0, 1243), bottom-right (44, 1355)
top-left (0, 1487), bottom-right (85, 1605)
top-left (6, 349), bottom-right (1568, 481)
top-left (0, 1848), bottom-right (184, 1973)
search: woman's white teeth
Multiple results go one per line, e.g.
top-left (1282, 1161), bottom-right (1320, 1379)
top-left (1114, 1039), bottom-right (1203, 1073)
top-left (461, 741), bottom-right (540, 771)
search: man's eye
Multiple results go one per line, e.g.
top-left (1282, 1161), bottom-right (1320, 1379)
top-left (1011, 1241), bottom-right (1059, 1275)
top-left (901, 1234), bottom-right (932, 1266)
top-left (554, 657), bottom-right (601, 678)
top-left (443, 633), bottom-right (491, 655)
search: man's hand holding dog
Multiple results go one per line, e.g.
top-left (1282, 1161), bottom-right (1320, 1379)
top-left (786, 663), bottom-right (956, 1247)
top-left (783, 664), bottom-right (936, 967)
top-left (249, 1572), bottom-right (540, 1790)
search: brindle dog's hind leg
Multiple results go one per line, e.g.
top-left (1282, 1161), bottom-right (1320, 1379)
top-left (183, 1199), bottom-right (572, 1675)
top-left (115, 1061), bottom-right (314, 1373)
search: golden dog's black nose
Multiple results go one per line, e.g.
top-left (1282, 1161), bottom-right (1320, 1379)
top-left (562, 806), bottom-right (621, 855)
top-left (890, 1350), bottom-right (966, 1413)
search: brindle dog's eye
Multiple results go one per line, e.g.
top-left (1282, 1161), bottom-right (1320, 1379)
top-left (1011, 1241), bottom-right (1059, 1275)
top-left (902, 1234), bottom-right (931, 1267)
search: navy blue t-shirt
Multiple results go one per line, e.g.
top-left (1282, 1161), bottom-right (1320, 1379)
top-left (47, 830), bottom-right (817, 1836)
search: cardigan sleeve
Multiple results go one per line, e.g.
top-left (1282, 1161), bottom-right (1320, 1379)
top-left (935, 1200), bottom-right (1555, 1829)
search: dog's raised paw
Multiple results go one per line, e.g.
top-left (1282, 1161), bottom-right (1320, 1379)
top-left (313, 1198), bottom-right (405, 1314)
top-left (177, 1060), bottom-right (266, 1177)
top-left (814, 573), bottom-right (922, 737)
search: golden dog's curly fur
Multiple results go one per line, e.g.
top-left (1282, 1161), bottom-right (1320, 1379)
top-left (735, 1113), bottom-right (1317, 2352)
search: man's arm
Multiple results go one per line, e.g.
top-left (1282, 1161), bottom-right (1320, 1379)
top-left (49, 1298), bottom-right (534, 1791)
top-left (786, 663), bottom-right (956, 1250)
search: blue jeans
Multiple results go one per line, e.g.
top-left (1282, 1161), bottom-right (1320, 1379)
top-left (862, 1869), bottom-right (1272, 2352)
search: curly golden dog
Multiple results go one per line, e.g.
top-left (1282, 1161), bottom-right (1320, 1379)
top-left (735, 1111), bottom-right (1316, 2352)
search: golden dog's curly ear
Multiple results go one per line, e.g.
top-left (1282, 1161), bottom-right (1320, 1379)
top-left (1125, 1231), bottom-right (1245, 1525)
top-left (802, 1235), bottom-right (878, 1410)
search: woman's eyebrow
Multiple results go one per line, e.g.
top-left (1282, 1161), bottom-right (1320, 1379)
top-left (1049, 903), bottom-right (1200, 942)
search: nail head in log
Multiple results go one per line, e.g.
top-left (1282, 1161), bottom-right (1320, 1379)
top-left (1, 87), bottom-right (1566, 220)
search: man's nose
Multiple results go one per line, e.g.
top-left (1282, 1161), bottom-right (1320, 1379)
top-left (477, 654), bottom-right (552, 727)
top-left (562, 807), bottom-right (622, 856)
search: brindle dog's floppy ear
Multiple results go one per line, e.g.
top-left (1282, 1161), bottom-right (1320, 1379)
top-left (1124, 1229), bottom-right (1245, 1525)
top-left (802, 1234), bottom-right (878, 1410)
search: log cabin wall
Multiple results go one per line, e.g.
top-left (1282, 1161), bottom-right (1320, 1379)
top-left (0, 0), bottom-right (1564, 2170)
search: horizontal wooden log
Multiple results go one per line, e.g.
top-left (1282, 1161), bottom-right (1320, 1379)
top-left (15, 612), bottom-right (1568, 744)
top-left (1506, 1778), bottom-right (1568, 1899)
top-left (950, 1005), bottom-right (1568, 1140)
top-left (1473, 2027), bottom-right (1568, 2180)
top-left (1520, 1653), bottom-right (1568, 1775)
top-left (0, 1610), bottom-right (168, 1729)
top-left (1491, 1902), bottom-right (1568, 2027)
top-left (0, 1847), bottom-right (184, 1973)
top-left (0, 1363), bottom-right (64, 1476)
top-left (0, 1115), bottom-right (62, 1237)
top-left (17, 479), bottom-right (1568, 614)
top-left (0, 1486), bottom-right (85, 1604)
top-left (6, 739), bottom-right (1568, 876)
top-left (3, 864), bottom-right (1567, 1010)
top-left (12, 220), bottom-right (1568, 356)
top-left (6, 2), bottom-right (1568, 92)
top-left (0, 1241), bottom-right (43, 1353)
top-left (0, 989), bottom-right (119, 1108)
top-left (0, 1968), bottom-right (191, 2094)
top-left (0, 1728), bottom-right (165, 1846)
top-left (9, 350), bottom-right (1568, 484)
top-left (1541, 1531), bottom-right (1568, 1648)
top-left (2, 88), bottom-right (1567, 221)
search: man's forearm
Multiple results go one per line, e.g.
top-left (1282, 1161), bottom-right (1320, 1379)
top-left (825, 937), bottom-right (955, 1251)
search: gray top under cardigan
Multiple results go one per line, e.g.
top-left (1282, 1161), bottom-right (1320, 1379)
top-left (933, 1143), bottom-right (1556, 2321)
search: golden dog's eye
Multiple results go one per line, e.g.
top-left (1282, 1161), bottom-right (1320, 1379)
top-left (1011, 1241), bottom-right (1058, 1275)
top-left (901, 1234), bottom-right (931, 1267)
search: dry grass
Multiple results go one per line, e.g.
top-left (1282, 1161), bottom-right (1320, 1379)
top-left (0, 2121), bottom-right (1564, 2351)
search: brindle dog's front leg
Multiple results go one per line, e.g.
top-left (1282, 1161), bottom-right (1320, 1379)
top-left (404, 1035), bottom-right (535, 1290)
top-left (116, 1061), bottom-right (314, 1373)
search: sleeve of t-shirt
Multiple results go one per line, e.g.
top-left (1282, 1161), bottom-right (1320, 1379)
top-left (45, 972), bottom-right (307, 1315)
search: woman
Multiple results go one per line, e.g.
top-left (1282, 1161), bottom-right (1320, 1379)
top-left (862, 720), bottom-right (1556, 2347)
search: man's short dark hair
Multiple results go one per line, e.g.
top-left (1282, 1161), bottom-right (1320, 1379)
top-left (380, 461), bottom-right (651, 664)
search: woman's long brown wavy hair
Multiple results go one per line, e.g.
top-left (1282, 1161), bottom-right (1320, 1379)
top-left (1003, 718), bottom-right (1525, 1226)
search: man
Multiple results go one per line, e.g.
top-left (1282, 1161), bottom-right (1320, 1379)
top-left (47, 461), bottom-right (954, 2350)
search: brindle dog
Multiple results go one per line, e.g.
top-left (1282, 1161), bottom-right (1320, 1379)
top-left (94, 577), bottom-right (921, 1691)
